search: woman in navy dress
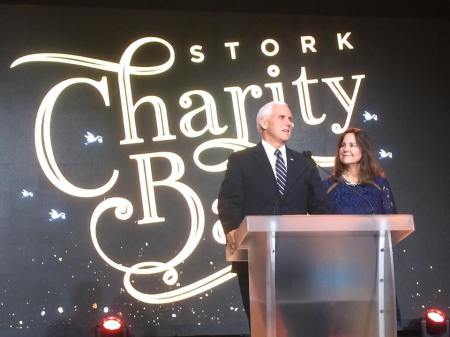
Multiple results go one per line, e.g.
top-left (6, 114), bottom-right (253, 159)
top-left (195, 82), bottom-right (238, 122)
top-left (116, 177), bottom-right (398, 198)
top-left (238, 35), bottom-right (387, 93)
top-left (323, 127), bottom-right (396, 214)
top-left (323, 128), bottom-right (400, 335)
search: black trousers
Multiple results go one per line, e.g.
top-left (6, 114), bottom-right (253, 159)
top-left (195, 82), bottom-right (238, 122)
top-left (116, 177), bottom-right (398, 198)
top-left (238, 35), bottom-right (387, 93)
top-left (234, 261), bottom-right (250, 327)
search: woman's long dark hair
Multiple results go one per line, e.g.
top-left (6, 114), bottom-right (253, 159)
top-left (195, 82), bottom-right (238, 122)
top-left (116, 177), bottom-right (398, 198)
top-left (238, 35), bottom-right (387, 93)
top-left (331, 128), bottom-right (385, 183)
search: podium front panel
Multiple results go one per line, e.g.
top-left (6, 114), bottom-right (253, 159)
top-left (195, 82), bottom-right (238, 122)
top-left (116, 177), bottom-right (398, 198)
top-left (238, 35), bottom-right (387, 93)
top-left (275, 231), bottom-right (396, 337)
top-left (229, 215), bottom-right (414, 337)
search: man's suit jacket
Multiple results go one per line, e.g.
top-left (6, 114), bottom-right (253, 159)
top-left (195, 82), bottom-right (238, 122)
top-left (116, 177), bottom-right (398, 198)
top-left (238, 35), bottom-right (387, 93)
top-left (218, 142), bottom-right (329, 236)
top-left (218, 142), bottom-right (329, 317)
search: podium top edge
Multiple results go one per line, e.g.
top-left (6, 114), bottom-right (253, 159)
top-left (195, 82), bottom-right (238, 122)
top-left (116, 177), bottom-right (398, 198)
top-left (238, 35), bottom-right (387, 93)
top-left (229, 214), bottom-right (415, 254)
top-left (238, 214), bottom-right (415, 233)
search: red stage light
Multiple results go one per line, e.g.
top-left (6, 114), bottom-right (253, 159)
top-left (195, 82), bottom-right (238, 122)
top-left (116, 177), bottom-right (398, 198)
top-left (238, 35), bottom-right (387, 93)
top-left (96, 315), bottom-right (127, 337)
top-left (421, 307), bottom-right (449, 337)
top-left (426, 308), bottom-right (446, 324)
top-left (102, 316), bottom-right (123, 331)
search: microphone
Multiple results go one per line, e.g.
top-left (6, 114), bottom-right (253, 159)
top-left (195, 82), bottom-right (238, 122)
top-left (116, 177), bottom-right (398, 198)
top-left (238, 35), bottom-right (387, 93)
top-left (302, 150), bottom-right (375, 214)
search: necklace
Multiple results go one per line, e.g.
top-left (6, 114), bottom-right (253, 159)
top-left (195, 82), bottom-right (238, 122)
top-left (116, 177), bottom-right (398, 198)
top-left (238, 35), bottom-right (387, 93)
top-left (344, 179), bottom-right (359, 186)
top-left (342, 174), bottom-right (360, 186)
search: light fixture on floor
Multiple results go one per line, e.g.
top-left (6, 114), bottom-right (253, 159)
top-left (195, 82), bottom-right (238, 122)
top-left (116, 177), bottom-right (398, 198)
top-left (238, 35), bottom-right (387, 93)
top-left (95, 314), bottom-right (128, 337)
top-left (421, 308), bottom-right (449, 337)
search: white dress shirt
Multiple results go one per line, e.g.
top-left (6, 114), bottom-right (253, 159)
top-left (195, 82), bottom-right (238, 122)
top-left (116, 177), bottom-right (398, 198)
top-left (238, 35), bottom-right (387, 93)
top-left (261, 139), bottom-right (288, 178)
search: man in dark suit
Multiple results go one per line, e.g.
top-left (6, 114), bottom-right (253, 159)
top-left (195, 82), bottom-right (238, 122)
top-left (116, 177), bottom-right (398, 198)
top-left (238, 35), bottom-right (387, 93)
top-left (218, 101), bottom-right (328, 324)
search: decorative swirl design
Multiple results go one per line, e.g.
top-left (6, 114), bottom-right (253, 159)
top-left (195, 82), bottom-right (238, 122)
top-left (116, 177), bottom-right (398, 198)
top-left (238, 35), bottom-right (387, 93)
top-left (124, 264), bottom-right (235, 304)
top-left (90, 197), bottom-right (235, 303)
top-left (11, 37), bottom-right (175, 76)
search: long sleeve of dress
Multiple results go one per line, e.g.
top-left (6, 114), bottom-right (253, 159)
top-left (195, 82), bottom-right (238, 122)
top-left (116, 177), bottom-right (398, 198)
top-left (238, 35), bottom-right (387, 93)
top-left (376, 177), bottom-right (397, 214)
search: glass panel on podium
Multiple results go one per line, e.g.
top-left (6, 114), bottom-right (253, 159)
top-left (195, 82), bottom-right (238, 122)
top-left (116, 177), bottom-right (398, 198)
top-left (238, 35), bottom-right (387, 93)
top-left (226, 215), bottom-right (414, 337)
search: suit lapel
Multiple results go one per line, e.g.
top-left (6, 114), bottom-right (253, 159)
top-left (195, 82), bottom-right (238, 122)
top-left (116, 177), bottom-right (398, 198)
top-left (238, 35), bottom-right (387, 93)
top-left (285, 147), bottom-right (308, 192)
top-left (253, 142), bottom-right (278, 189)
top-left (252, 144), bottom-right (309, 195)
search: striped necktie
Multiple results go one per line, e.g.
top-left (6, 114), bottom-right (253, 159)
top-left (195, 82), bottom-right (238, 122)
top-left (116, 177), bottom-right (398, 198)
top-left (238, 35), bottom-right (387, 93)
top-left (274, 149), bottom-right (287, 195)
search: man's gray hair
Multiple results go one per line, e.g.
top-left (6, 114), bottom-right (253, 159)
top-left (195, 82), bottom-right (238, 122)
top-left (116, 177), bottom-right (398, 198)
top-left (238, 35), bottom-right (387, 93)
top-left (256, 101), bottom-right (288, 134)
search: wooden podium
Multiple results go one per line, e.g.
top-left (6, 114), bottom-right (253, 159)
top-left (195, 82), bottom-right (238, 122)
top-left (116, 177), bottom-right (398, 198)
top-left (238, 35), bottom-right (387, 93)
top-left (226, 215), bottom-right (414, 337)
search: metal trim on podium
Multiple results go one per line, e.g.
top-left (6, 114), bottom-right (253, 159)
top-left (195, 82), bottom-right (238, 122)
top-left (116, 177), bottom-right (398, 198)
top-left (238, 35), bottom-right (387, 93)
top-left (226, 215), bottom-right (414, 337)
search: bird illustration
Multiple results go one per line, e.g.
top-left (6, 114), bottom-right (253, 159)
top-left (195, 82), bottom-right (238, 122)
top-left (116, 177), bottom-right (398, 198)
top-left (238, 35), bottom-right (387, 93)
top-left (379, 149), bottom-right (393, 159)
top-left (49, 209), bottom-right (66, 221)
top-left (84, 131), bottom-right (103, 145)
top-left (21, 189), bottom-right (34, 198)
top-left (362, 111), bottom-right (378, 122)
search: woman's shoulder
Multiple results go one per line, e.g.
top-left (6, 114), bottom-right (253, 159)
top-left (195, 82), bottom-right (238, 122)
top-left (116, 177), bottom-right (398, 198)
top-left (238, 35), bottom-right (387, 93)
top-left (373, 175), bottom-right (390, 184)
top-left (322, 177), bottom-right (334, 186)
top-left (322, 177), bottom-right (339, 193)
top-left (371, 176), bottom-right (391, 189)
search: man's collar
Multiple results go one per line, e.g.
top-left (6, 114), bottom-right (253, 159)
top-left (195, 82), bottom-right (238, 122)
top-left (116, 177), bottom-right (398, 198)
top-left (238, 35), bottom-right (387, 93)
top-left (261, 139), bottom-right (286, 156)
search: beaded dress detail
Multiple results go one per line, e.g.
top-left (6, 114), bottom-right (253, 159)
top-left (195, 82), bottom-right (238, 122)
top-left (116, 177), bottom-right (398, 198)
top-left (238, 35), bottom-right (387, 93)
top-left (323, 176), bottom-right (397, 214)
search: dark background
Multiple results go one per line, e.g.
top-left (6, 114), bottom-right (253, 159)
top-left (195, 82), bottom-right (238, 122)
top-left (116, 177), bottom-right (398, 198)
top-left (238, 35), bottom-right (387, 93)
top-left (0, 2), bottom-right (449, 337)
